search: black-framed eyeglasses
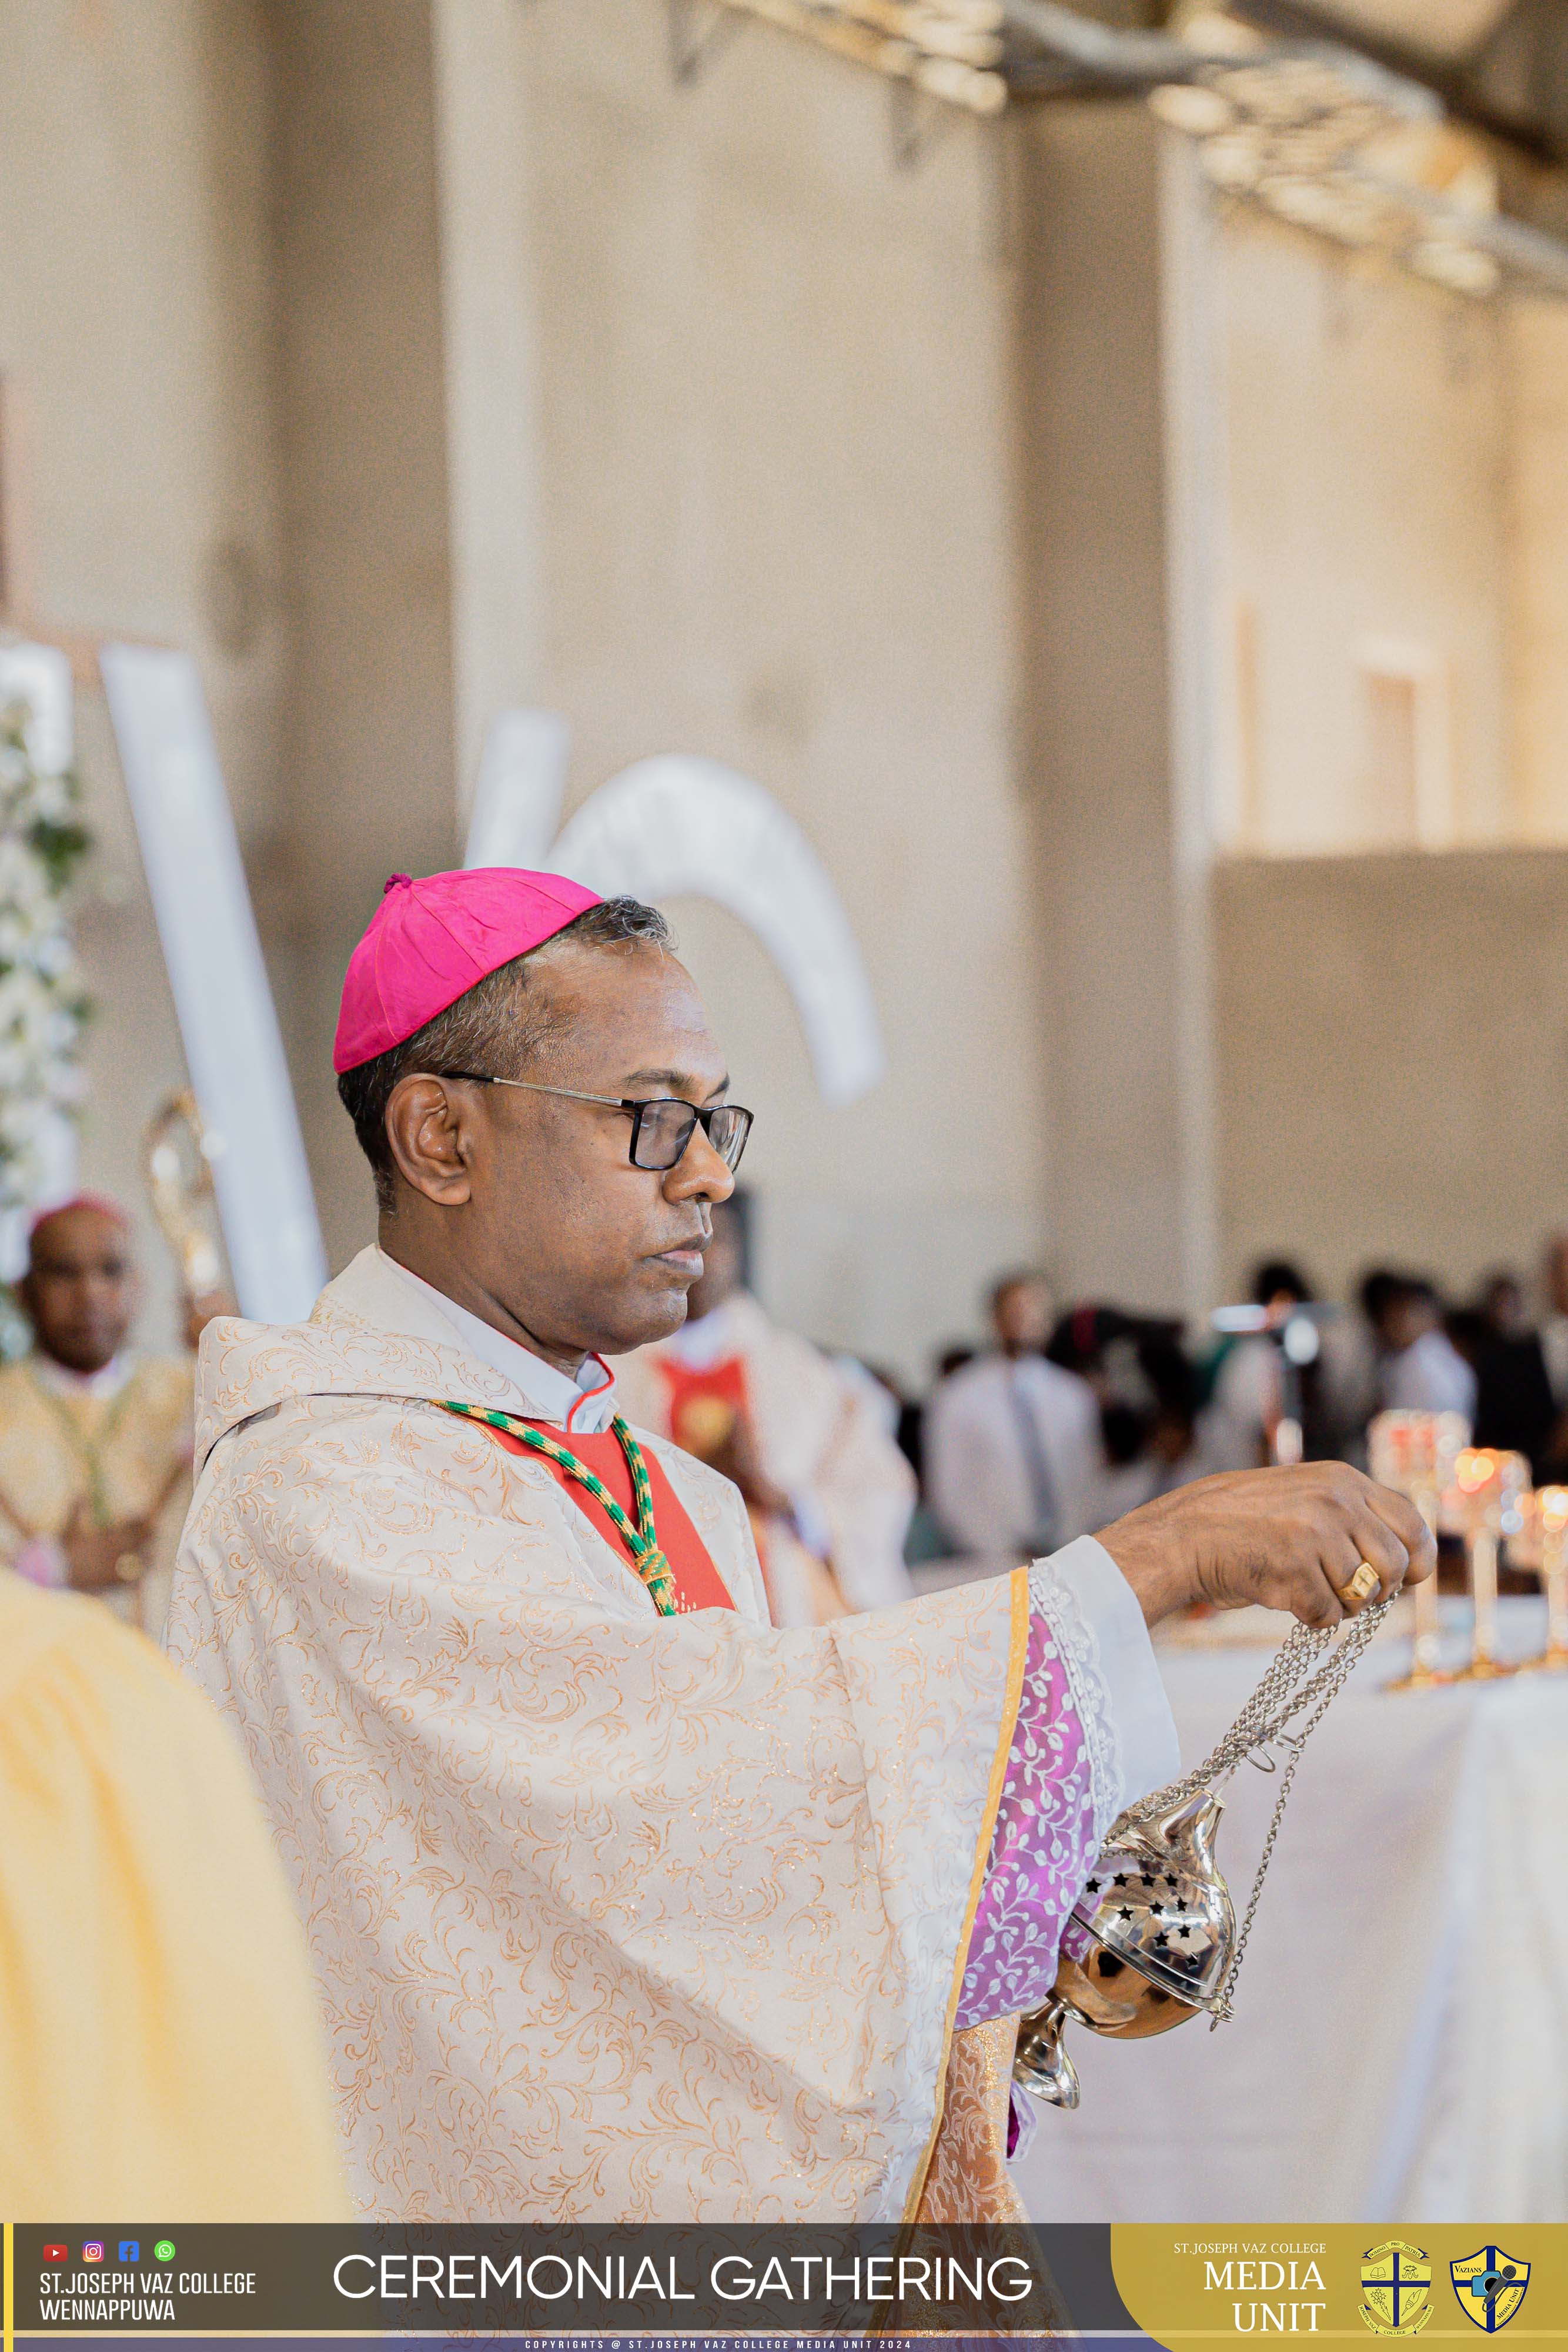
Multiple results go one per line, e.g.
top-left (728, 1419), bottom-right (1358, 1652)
top-left (439, 1071), bottom-right (754, 1174)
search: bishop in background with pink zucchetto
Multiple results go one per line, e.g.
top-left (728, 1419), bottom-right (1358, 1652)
top-left (165, 866), bottom-right (1435, 2224)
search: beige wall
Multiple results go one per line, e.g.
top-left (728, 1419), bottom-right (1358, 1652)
top-left (9, 0), bottom-right (1568, 1379)
top-left (1209, 219), bottom-right (1568, 1315)
top-left (1015, 105), bottom-right (1195, 1317)
top-left (1218, 219), bottom-right (1568, 867)
top-left (3, 0), bottom-right (1055, 1374)
top-left (430, 0), bottom-right (549, 800)
top-left (1215, 847), bottom-right (1568, 1306)
top-left (0, 0), bottom-right (283, 1345)
top-left (1221, 211), bottom-right (1513, 854)
top-left (519, 1), bottom-right (1048, 1379)
top-left (1, 0), bottom-right (463, 1302)
top-left (263, 0), bottom-right (458, 1274)
top-left (1507, 297), bottom-right (1568, 843)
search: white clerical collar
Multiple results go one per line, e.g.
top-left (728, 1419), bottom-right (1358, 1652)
top-left (32, 1352), bottom-right (131, 1401)
top-left (374, 1250), bottom-right (618, 1433)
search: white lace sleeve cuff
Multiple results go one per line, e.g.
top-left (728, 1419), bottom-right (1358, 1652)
top-left (1027, 1536), bottom-right (1179, 1839)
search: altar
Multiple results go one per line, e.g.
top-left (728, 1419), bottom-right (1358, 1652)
top-left (1012, 1597), bottom-right (1568, 2224)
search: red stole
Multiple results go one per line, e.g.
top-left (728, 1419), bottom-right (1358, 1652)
top-left (479, 1419), bottom-right (736, 1616)
top-left (648, 1354), bottom-right (803, 1623)
top-left (653, 1352), bottom-right (750, 1461)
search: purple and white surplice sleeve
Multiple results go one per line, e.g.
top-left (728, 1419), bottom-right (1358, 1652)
top-left (956, 1536), bottom-right (1180, 2034)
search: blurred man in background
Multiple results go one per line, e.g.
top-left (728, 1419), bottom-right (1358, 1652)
top-left (924, 1270), bottom-right (1104, 1563)
top-left (1200, 1259), bottom-right (1367, 1469)
top-left (613, 1191), bottom-right (914, 1621)
top-left (1362, 1268), bottom-right (1476, 1420)
top-left (1100, 1330), bottom-right (1213, 1514)
top-left (1539, 1234), bottom-right (1568, 1456)
top-left (1201, 1259), bottom-right (1314, 1471)
top-left (1453, 1269), bottom-right (1557, 1476)
top-left (1049, 1302), bottom-right (1215, 1501)
top-left (0, 1195), bottom-right (193, 1638)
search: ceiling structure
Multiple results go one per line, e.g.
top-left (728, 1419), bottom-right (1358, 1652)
top-left (1229, 1), bottom-right (1568, 163)
top-left (1253, 1), bottom-right (1513, 59)
top-left (697, 0), bottom-right (1568, 294)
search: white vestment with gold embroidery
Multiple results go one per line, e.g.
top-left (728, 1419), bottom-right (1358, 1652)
top-left (165, 1247), bottom-right (1025, 2223)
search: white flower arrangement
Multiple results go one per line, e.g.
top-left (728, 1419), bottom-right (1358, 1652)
top-left (0, 700), bottom-right (91, 1212)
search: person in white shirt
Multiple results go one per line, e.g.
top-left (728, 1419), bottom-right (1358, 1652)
top-left (924, 1271), bottom-right (1105, 1563)
top-left (1364, 1271), bottom-right (1477, 1420)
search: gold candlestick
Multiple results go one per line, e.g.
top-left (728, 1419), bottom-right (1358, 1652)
top-left (1516, 1485), bottom-right (1568, 1673)
top-left (1387, 1495), bottom-right (1449, 1690)
top-left (1467, 1528), bottom-right (1506, 1676)
top-left (1451, 1447), bottom-right (1527, 1682)
top-left (1372, 1410), bottom-right (1466, 1693)
top-left (1545, 1508), bottom-right (1568, 1670)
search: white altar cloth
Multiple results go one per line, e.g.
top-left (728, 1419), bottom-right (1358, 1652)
top-left (1013, 1596), bottom-right (1568, 2224)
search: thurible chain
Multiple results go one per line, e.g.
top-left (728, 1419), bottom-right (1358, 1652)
top-left (1108, 1596), bottom-right (1394, 2020)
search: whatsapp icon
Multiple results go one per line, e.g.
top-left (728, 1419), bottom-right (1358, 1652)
top-left (153, 2240), bottom-right (175, 2263)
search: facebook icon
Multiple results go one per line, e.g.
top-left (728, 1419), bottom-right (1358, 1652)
top-left (118, 2242), bottom-right (139, 2262)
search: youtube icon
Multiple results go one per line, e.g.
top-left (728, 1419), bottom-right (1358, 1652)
top-left (43, 2245), bottom-right (67, 2264)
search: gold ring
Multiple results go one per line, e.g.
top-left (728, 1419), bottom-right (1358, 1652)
top-left (1335, 1560), bottom-right (1380, 1606)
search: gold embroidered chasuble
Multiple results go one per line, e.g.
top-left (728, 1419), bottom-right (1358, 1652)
top-left (165, 1248), bottom-right (1027, 2223)
top-left (0, 1355), bottom-right (194, 1636)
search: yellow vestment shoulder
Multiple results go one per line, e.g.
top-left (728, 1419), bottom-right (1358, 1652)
top-left (0, 1354), bottom-right (195, 1539)
top-left (0, 1576), bottom-right (350, 2220)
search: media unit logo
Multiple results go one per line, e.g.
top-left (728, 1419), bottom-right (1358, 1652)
top-left (42, 2244), bottom-right (66, 2265)
top-left (1450, 2248), bottom-right (1530, 2331)
top-left (1360, 2241), bottom-right (1432, 2334)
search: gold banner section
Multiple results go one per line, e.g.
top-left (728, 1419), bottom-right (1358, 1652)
top-left (1111, 2225), bottom-right (1567, 2344)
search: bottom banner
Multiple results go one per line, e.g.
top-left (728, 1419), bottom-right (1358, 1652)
top-left (1, 2224), bottom-right (1562, 2347)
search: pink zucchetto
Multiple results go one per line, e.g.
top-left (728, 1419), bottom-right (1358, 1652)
top-left (333, 868), bottom-right (603, 1074)
top-left (28, 1191), bottom-right (132, 1241)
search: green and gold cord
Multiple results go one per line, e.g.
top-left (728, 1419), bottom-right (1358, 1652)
top-left (435, 1398), bottom-right (678, 1616)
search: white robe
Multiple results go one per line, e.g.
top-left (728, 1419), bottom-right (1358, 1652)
top-left (164, 1248), bottom-right (1026, 2223)
top-left (613, 1292), bottom-right (917, 1619)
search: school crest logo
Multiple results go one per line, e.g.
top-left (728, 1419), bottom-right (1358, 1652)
top-left (1361, 2243), bottom-right (1432, 2334)
top-left (1450, 2247), bottom-right (1530, 2331)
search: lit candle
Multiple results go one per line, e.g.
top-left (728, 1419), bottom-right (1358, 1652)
top-left (1451, 1447), bottom-right (1527, 1682)
top-left (1409, 1492), bottom-right (1443, 1679)
top-left (1370, 1409), bottom-right (1467, 1692)
top-left (1535, 1486), bottom-right (1568, 1671)
top-left (1470, 1528), bottom-right (1501, 1671)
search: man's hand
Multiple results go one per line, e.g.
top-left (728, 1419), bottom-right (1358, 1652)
top-left (1096, 1462), bottom-right (1437, 1631)
top-left (62, 1506), bottom-right (156, 1592)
